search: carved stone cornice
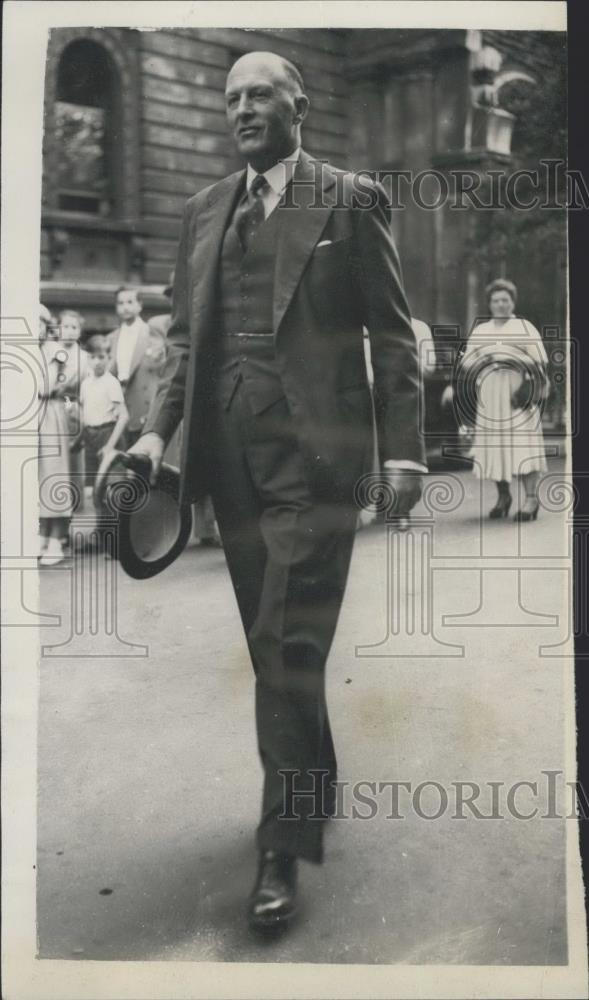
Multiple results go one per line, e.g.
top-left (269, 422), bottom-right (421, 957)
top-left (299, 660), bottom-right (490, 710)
top-left (345, 29), bottom-right (474, 82)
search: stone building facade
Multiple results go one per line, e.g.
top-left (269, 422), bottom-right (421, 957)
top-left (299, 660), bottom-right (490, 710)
top-left (40, 26), bottom-right (566, 350)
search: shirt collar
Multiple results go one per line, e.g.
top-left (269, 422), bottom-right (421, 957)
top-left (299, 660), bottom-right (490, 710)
top-left (121, 317), bottom-right (141, 333)
top-left (246, 146), bottom-right (301, 196)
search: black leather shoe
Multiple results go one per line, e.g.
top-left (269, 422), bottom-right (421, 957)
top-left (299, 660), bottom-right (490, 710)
top-left (489, 495), bottom-right (512, 519)
top-left (247, 850), bottom-right (297, 929)
top-left (514, 498), bottom-right (540, 522)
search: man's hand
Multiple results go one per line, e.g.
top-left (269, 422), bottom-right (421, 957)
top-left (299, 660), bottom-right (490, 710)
top-left (381, 468), bottom-right (423, 530)
top-left (127, 432), bottom-right (165, 486)
top-left (97, 445), bottom-right (117, 468)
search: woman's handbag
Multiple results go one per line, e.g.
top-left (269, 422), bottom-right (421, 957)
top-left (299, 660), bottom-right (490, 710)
top-left (63, 396), bottom-right (81, 436)
top-left (511, 366), bottom-right (549, 411)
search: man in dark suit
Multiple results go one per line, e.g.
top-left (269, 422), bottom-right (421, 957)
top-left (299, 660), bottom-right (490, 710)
top-left (130, 51), bottom-right (426, 930)
top-left (108, 287), bottom-right (166, 448)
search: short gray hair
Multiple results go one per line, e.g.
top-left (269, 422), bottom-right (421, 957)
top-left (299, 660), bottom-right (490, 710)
top-left (281, 57), bottom-right (304, 94)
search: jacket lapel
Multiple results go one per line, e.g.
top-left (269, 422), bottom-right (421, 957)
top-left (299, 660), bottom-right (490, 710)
top-left (186, 155), bottom-right (336, 340)
top-left (108, 330), bottom-right (119, 376)
top-left (273, 151), bottom-right (337, 336)
top-left (189, 171), bottom-right (245, 335)
top-left (129, 321), bottom-right (149, 378)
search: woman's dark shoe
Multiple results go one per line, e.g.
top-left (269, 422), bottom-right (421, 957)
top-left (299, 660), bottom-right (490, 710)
top-left (247, 850), bottom-right (297, 930)
top-left (514, 498), bottom-right (540, 522)
top-left (489, 495), bottom-right (512, 519)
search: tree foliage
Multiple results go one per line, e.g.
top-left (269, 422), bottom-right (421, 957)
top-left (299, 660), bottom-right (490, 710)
top-left (473, 35), bottom-right (567, 268)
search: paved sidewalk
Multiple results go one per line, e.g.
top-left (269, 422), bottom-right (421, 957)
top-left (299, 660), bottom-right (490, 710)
top-left (37, 462), bottom-right (570, 963)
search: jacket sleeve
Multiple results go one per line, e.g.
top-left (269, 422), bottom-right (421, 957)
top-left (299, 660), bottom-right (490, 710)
top-left (143, 203), bottom-right (193, 444)
top-left (107, 331), bottom-right (118, 378)
top-left (352, 178), bottom-right (427, 469)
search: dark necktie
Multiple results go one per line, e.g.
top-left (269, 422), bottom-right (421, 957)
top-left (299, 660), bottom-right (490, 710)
top-left (234, 174), bottom-right (268, 251)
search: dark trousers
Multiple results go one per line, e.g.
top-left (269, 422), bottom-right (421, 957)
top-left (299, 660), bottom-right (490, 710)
top-left (83, 423), bottom-right (116, 542)
top-left (83, 422), bottom-right (116, 486)
top-left (208, 374), bottom-right (357, 863)
top-left (122, 426), bottom-right (143, 450)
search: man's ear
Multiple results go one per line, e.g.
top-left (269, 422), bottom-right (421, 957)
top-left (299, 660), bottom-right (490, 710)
top-left (293, 94), bottom-right (310, 125)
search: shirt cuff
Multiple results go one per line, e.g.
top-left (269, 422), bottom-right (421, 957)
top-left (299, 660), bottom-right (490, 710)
top-left (384, 460), bottom-right (428, 473)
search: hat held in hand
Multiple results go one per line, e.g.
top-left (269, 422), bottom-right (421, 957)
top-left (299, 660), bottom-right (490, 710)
top-left (95, 451), bottom-right (193, 580)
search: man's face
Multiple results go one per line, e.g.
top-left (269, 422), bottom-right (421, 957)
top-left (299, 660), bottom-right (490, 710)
top-left (116, 291), bottom-right (142, 323)
top-left (225, 57), bottom-right (302, 170)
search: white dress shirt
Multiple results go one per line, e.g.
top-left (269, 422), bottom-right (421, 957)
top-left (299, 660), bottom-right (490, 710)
top-left (246, 146), bottom-right (301, 220)
top-left (245, 149), bottom-right (426, 475)
top-left (116, 318), bottom-right (142, 383)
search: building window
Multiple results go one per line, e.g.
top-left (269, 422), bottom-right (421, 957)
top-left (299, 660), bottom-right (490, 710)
top-left (55, 40), bottom-right (117, 216)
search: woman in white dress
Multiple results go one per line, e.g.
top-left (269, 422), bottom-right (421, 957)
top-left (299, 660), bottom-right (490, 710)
top-left (38, 309), bottom-right (88, 565)
top-left (463, 279), bottom-right (549, 521)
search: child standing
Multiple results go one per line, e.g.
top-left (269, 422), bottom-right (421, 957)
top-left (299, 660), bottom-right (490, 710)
top-left (75, 334), bottom-right (129, 548)
top-left (38, 309), bottom-right (87, 566)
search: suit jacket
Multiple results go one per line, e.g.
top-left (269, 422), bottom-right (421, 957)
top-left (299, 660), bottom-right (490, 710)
top-left (148, 313), bottom-right (173, 342)
top-left (109, 319), bottom-right (166, 433)
top-left (144, 150), bottom-right (426, 505)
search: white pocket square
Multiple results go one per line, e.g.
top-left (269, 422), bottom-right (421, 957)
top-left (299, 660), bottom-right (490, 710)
top-left (316, 239), bottom-right (333, 248)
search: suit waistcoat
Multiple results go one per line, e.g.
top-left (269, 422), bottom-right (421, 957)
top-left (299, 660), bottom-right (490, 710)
top-left (216, 194), bottom-right (288, 414)
top-left (219, 197), bottom-right (282, 335)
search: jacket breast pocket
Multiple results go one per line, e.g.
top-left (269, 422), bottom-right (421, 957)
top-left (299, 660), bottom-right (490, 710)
top-left (305, 238), bottom-right (355, 320)
top-left (309, 236), bottom-right (353, 262)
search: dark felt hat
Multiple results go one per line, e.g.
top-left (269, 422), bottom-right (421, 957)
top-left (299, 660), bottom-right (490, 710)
top-left (94, 451), bottom-right (192, 579)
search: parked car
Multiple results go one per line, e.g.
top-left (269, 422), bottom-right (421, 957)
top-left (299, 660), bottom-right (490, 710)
top-left (363, 321), bottom-right (473, 472)
top-left (409, 319), bottom-right (473, 471)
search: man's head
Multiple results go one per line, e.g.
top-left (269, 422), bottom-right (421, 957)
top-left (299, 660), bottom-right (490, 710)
top-left (225, 51), bottom-right (309, 172)
top-left (85, 333), bottom-right (110, 377)
top-left (116, 286), bottom-right (143, 323)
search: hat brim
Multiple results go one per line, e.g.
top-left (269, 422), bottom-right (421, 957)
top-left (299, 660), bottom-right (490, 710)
top-left (95, 451), bottom-right (193, 580)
